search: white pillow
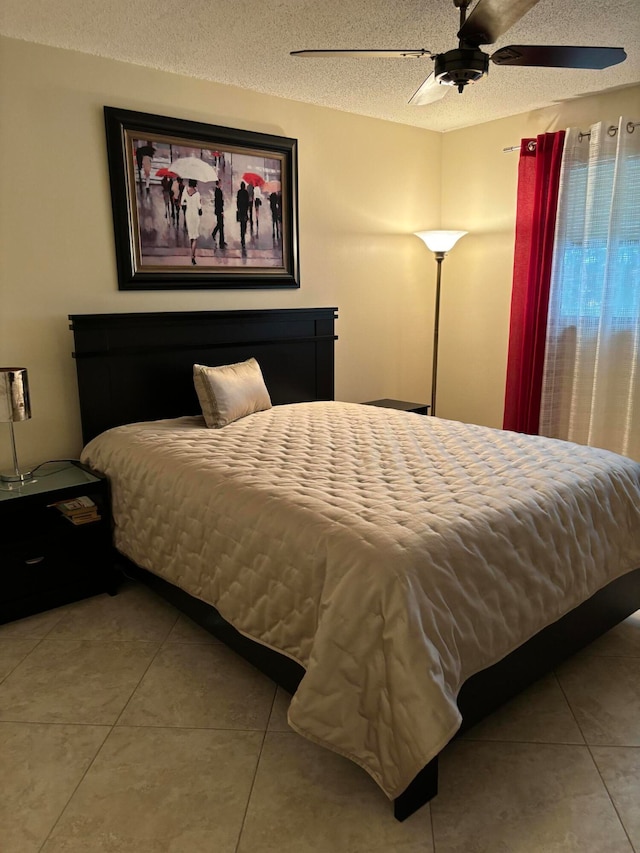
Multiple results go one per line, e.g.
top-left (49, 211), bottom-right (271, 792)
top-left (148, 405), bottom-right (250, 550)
top-left (193, 358), bottom-right (272, 428)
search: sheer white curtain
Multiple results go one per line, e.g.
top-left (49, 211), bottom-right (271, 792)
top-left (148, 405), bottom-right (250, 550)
top-left (539, 118), bottom-right (640, 460)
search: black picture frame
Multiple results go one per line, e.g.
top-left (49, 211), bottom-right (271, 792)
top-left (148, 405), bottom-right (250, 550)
top-left (103, 107), bottom-right (300, 290)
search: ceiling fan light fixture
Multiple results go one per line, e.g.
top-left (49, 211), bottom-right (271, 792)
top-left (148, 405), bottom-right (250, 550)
top-left (434, 48), bottom-right (489, 90)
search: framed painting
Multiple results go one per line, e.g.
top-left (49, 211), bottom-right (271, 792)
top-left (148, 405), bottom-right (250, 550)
top-left (103, 107), bottom-right (300, 290)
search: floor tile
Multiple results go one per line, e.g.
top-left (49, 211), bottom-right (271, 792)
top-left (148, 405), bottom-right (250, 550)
top-left (0, 721), bottom-right (109, 853)
top-left (267, 685), bottom-right (292, 731)
top-left (581, 611), bottom-right (640, 658)
top-left (556, 655), bottom-right (640, 745)
top-left (41, 726), bottom-right (262, 852)
top-left (47, 583), bottom-right (179, 643)
top-left (461, 674), bottom-right (584, 744)
top-left (118, 641), bottom-right (276, 730)
top-left (0, 607), bottom-right (68, 639)
top-left (431, 740), bottom-right (633, 852)
top-left (592, 746), bottom-right (640, 851)
top-left (0, 637), bottom-right (39, 681)
top-left (3, 584), bottom-right (639, 851)
top-left (238, 732), bottom-right (433, 853)
top-left (164, 613), bottom-right (220, 644)
top-left (0, 639), bottom-right (158, 725)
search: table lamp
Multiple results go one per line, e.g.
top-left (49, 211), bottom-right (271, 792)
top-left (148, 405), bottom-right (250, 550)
top-left (0, 367), bottom-right (34, 484)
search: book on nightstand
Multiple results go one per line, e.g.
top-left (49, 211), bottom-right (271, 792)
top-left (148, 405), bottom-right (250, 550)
top-left (48, 495), bottom-right (102, 525)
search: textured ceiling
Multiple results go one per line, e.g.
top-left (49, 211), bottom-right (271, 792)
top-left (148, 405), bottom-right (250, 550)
top-left (1, 0), bottom-right (639, 132)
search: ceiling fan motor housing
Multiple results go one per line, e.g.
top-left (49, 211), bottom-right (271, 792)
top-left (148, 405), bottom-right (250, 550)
top-left (434, 48), bottom-right (489, 88)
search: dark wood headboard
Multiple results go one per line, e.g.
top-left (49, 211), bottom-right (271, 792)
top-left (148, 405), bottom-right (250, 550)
top-left (70, 308), bottom-right (338, 444)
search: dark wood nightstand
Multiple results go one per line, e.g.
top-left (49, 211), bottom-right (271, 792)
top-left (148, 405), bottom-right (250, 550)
top-left (0, 461), bottom-right (119, 624)
top-left (363, 398), bottom-right (430, 416)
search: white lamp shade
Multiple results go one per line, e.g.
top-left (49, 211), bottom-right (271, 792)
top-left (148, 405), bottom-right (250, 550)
top-left (414, 230), bottom-right (468, 253)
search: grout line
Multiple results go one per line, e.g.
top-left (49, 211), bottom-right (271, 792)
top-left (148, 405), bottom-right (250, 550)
top-left (459, 734), bottom-right (586, 746)
top-left (0, 598), bottom-right (95, 643)
top-left (233, 686), bottom-right (278, 853)
top-left (586, 743), bottom-right (637, 853)
top-left (40, 604), bottom-right (81, 637)
top-left (0, 635), bottom-right (47, 685)
top-left (102, 721), bottom-right (275, 733)
top-left (36, 723), bottom-right (112, 853)
top-left (37, 630), bottom-right (168, 852)
top-left (552, 670), bottom-right (586, 741)
top-left (0, 718), bottom-right (111, 728)
top-left (34, 585), bottom-right (172, 850)
top-left (0, 717), bottom-right (271, 732)
top-left (110, 639), bottom-right (169, 730)
top-left (554, 671), bottom-right (637, 853)
top-left (0, 604), bottom-right (75, 675)
top-left (9, 637), bottom-right (162, 644)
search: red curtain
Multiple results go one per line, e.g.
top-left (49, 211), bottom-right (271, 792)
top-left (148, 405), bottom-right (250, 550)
top-left (503, 131), bottom-right (565, 433)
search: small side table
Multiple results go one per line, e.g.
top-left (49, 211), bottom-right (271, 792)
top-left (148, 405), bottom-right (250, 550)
top-left (363, 398), bottom-right (430, 416)
top-left (0, 461), bottom-right (119, 624)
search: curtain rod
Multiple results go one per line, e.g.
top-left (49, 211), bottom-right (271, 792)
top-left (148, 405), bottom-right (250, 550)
top-left (503, 120), bottom-right (640, 152)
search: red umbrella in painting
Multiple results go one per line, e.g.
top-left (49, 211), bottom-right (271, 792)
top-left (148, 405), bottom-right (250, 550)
top-left (155, 167), bottom-right (177, 178)
top-left (242, 172), bottom-right (265, 188)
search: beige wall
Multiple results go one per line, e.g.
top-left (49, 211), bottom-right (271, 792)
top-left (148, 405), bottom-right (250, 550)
top-left (1, 35), bottom-right (637, 471)
top-left (0, 37), bottom-right (441, 470)
top-left (439, 84), bottom-right (640, 428)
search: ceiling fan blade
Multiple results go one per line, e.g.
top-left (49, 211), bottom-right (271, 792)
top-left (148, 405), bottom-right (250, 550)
top-left (408, 73), bottom-right (449, 106)
top-left (459, 0), bottom-right (541, 46)
top-left (290, 49), bottom-right (431, 58)
top-left (491, 45), bottom-right (627, 69)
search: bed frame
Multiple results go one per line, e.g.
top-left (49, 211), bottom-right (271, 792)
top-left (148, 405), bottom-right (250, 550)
top-left (69, 307), bottom-right (640, 821)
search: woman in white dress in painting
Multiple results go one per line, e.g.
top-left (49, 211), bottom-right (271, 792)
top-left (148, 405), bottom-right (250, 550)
top-left (180, 179), bottom-right (203, 265)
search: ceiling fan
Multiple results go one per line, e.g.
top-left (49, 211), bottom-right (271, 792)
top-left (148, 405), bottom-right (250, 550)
top-left (290, 0), bottom-right (626, 106)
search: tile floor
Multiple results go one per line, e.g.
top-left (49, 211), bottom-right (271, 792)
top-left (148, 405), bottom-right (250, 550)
top-left (1, 580), bottom-right (639, 852)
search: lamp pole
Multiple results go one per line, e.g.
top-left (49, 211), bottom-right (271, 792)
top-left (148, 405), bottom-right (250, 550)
top-left (431, 251), bottom-right (445, 418)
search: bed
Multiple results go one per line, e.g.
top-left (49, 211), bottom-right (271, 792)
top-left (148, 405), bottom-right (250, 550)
top-left (70, 307), bottom-right (640, 821)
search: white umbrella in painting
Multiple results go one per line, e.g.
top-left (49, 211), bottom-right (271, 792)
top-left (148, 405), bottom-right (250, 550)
top-left (169, 157), bottom-right (219, 183)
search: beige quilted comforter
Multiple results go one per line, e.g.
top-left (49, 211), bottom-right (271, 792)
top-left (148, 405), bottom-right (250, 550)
top-left (81, 402), bottom-right (640, 799)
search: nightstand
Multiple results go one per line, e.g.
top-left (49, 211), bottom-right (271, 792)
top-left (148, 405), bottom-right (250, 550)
top-left (0, 461), bottom-right (119, 624)
top-left (363, 398), bottom-right (430, 416)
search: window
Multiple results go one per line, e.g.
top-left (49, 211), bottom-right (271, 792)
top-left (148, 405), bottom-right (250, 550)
top-left (554, 155), bottom-right (640, 323)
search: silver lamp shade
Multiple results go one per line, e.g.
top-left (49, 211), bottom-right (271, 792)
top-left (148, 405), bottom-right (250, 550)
top-left (0, 367), bottom-right (34, 484)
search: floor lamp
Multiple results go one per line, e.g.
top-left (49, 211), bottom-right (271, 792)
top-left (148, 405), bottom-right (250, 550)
top-left (413, 230), bottom-right (468, 417)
